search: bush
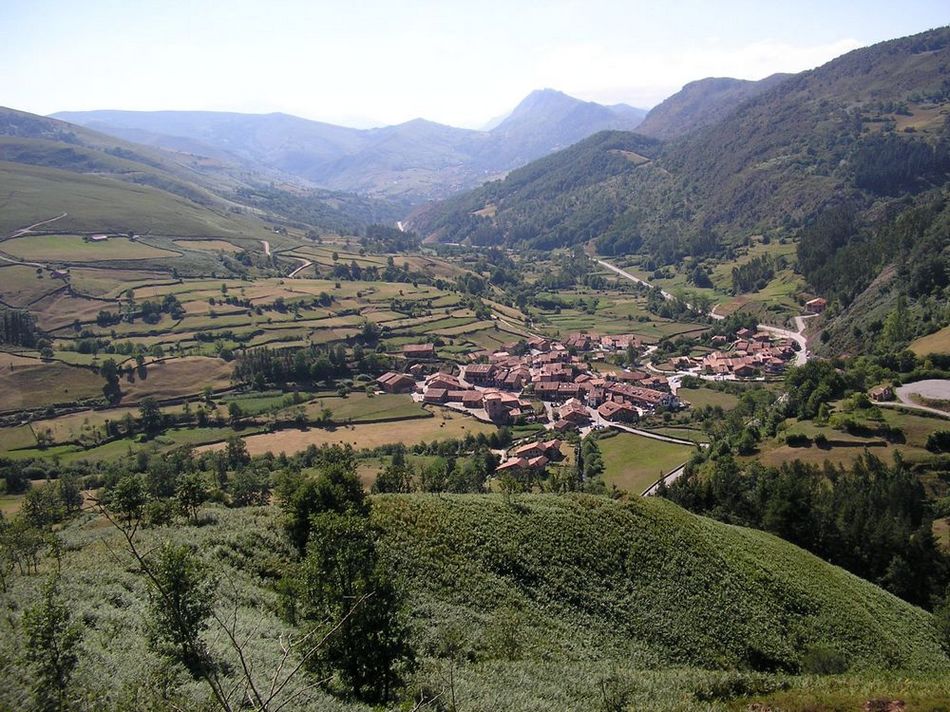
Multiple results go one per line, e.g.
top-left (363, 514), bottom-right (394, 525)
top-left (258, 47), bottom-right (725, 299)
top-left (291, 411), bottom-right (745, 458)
top-left (785, 433), bottom-right (811, 447)
top-left (801, 644), bottom-right (850, 675)
top-left (927, 430), bottom-right (950, 453)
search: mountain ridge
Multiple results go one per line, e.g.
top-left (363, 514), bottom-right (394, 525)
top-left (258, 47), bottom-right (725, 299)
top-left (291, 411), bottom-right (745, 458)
top-left (52, 89), bottom-right (648, 202)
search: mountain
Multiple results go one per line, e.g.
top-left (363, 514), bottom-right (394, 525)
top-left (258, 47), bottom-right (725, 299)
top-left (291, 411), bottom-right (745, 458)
top-left (636, 74), bottom-right (792, 140)
top-left (409, 27), bottom-right (950, 307)
top-left (484, 89), bottom-right (647, 165)
top-left (0, 107), bottom-right (401, 237)
top-left (52, 90), bottom-right (647, 202)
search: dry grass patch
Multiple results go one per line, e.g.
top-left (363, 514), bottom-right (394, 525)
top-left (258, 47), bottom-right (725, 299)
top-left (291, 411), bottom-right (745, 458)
top-left (118, 356), bottom-right (233, 403)
top-left (202, 408), bottom-right (495, 457)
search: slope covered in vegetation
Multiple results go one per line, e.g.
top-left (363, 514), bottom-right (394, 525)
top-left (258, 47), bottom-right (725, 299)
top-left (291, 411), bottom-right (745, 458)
top-left (375, 493), bottom-right (947, 672)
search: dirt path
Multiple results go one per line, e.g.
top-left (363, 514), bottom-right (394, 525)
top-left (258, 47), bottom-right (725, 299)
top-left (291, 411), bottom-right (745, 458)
top-left (288, 258), bottom-right (313, 278)
top-left (7, 212), bottom-right (68, 239)
top-left (260, 239), bottom-right (271, 256)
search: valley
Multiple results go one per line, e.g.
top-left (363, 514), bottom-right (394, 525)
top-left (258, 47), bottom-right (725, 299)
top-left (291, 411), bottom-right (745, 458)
top-left (1, 17), bottom-right (949, 712)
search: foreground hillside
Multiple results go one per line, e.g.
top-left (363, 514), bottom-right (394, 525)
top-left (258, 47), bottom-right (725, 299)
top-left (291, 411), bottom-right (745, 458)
top-left (2, 494), bottom-right (947, 711)
top-left (376, 494), bottom-right (946, 673)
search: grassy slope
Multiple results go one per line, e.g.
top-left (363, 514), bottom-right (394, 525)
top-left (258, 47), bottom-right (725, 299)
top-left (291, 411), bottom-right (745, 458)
top-left (375, 494), bottom-right (947, 673)
top-left (1, 496), bottom-right (947, 711)
top-left (0, 161), bottom-right (265, 237)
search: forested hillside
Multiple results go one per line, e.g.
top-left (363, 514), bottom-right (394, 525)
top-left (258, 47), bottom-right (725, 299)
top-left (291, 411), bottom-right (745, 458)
top-left (635, 73), bottom-right (792, 140)
top-left (409, 27), bottom-right (950, 353)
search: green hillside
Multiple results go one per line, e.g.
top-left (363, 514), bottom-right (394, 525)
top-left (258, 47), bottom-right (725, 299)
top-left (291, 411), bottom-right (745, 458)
top-left (2, 491), bottom-right (948, 710)
top-left (376, 494), bottom-right (947, 673)
top-left (0, 161), bottom-right (266, 237)
top-left (0, 107), bottom-right (403, 237)
top-left (412, 27), bottom-right (950, 259)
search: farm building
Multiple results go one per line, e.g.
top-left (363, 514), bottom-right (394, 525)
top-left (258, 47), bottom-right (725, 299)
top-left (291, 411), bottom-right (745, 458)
top-left (375, 372), bottom-right (416, 393)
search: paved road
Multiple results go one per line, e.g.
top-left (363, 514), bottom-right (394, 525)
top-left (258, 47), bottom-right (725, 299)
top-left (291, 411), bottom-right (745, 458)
top-left (872, 400), bottom-right (950, 420)
top-left (642, 463), bottom-right (688, 496)
top-left (596, 257), bottom-right (812, 365)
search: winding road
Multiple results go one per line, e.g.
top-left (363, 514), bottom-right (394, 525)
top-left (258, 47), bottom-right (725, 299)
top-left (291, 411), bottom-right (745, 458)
top-left (596, 257), bottom-right (812, 365)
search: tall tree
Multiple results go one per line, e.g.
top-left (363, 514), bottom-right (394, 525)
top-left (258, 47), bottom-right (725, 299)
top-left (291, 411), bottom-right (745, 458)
top-left (23, 576), bottom-right (82, 712)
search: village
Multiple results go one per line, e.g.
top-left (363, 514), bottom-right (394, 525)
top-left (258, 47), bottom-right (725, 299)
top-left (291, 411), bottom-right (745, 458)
top-left (376, 325), bottom-right (801, 476)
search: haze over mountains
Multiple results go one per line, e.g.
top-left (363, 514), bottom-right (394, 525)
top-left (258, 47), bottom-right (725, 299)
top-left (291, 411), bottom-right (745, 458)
top-left (53, 89), bottom-right (647, 203)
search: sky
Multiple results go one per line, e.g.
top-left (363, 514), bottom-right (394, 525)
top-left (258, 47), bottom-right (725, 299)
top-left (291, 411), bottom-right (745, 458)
top-left (2, 0), bottom-right (947, 129)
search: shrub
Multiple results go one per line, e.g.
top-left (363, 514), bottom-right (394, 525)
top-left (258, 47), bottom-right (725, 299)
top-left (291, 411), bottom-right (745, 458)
top-left (801, 644), bottom-right (850, 675)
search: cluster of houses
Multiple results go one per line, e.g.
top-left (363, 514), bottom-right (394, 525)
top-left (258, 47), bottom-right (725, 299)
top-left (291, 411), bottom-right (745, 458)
top-left (698, 328), bottom-right (798, 378)
top-left (377, 332), bottom-right (683, 436)
top-left (495, 438), bottom-right (564, 474)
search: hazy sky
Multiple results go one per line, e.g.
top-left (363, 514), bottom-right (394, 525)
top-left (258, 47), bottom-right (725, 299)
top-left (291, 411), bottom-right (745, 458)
top-left (2, 0), bottom-right (947, 128)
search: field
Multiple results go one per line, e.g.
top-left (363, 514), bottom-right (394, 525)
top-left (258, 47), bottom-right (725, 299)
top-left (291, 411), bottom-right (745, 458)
top-left (2, 234), bottom-right (178, 262)
top-left (203, 408), bottom-right (495, 457)
top-left (755, 406), bottom-right (945, 468)
top-left (116, 356), bottom-right (234, 403)
top-left (0, 160), bottom-right (268, 237)
top-left (172, 238), bottom-right (243, 252)
top-left (676, 386), bottom-right (740, 411)
top-left (598, 431), bottom-right (696, 494)
top-left (910, 325), bottom-right (950, 356)
top-left (0, 264), bottom-right (65, 306)
top-left (301, 392), bottom-right (429, 422)
top-left (0, 352), bottom-right (103, 413)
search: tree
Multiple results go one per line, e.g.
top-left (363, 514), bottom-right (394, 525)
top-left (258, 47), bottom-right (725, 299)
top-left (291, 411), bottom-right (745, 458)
top-left (225, 435), bottom-right (251, 469)
top-left (100, 358), bottom-right (122, 404)
top-left (282, 464), bottom-right (367, 553)
top-left (139, 397), bottom-right (162, 437)
top-left (58, 474), bottom-right (83, 515)
top-left (286, 512), bottom-right (414, 702)
top-left (146, 543), bottom-right (216, 678)
top-left (23, 576), bottom-right (82, 712)
top-left (176, 472), bottom-right (208, 523)
top-left (109, 474), bottom-right (147, 525)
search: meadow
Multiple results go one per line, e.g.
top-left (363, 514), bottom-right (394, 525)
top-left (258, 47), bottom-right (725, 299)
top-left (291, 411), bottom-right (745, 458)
top-left (598, 431), bottom-right (696, 494)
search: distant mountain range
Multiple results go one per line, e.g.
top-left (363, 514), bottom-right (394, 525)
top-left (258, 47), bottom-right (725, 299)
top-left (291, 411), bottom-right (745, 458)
top-left (53, 90), bottom-right (648, 203)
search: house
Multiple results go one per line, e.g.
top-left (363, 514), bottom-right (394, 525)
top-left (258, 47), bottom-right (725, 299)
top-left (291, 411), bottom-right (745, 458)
top-left (513, 442), bottom-right (545, 459)
top-left (527, 455), bottom-right (549, 469)
top-left (534, 381), bottom-right (562, 400)
top-left (736, 328), bottom-right (755, 340)
top-left (558, 398), bottom-right (591, 425)
top-left (403, 343), bottom-right (436, 359)
top-left (540, 439), bottom-right (563, 459)
top-left (869, 384), bottom-right (894, 401)
top-left (375, 371), bottom-right (415, 393)
top-left (462, 391), bottom-right (485, 408)
top-left (805, 297), bottom-right (827, 314)
top-left (734, 363), bottom-right (756, 378)
top-left (553, 418), bottom-right (576, 432)
top-left (557, 382), bottom-right (580, 399)
top-left (597, 400), bottom-right (638, 423)
top-left (423, 388), bottom-right (447, 404)
top-left (465, 363), bottom-right (495, 384)
top-left (483, 392), bottom-right (509, 422)
top-left (495, 457), bottom-right (527, 472)
top-left (427, 373), bottom-right (463, 391)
